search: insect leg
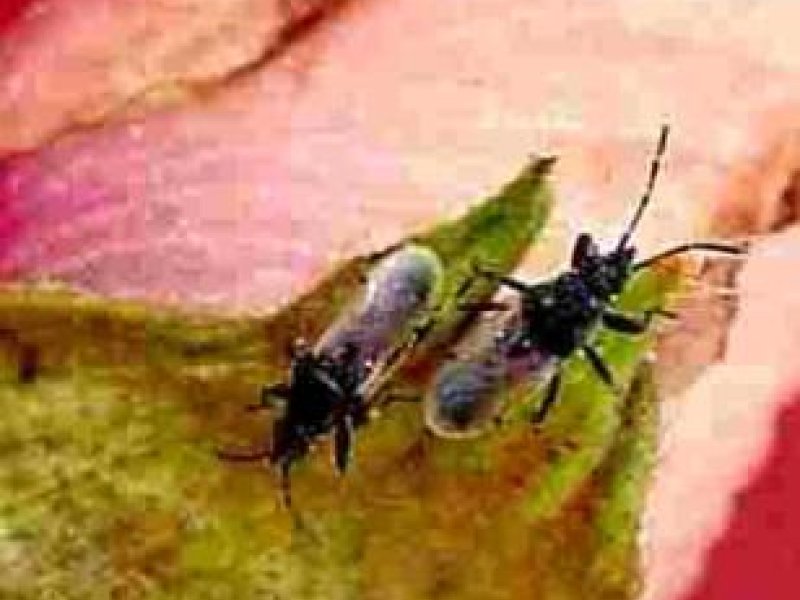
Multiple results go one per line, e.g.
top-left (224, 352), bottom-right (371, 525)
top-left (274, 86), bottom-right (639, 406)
top-left (357, 242), bottom-right (411, 283)
top-left (332, 414), bottom-right (354, 474)
top-left (311, 365), bottom-right (346, 399)
top-left (456, 275), bottom-right (477, 298)
top-left (487, 274), bottom-right (532, 294)
top-left (461, 261), bottom-right (532, 294)
top-left (602, 310), bottom-right (651, 334)
top-left (363, 241), bottom-right (409, 265)
top-left (532, 369), bottom-right (563, 424)
top-left (279, 458), bottom-right (293, 508)
top-left (246, 382), bottom-right (292, 411)
top-left (650, 307), bottom-right (679, 320)
top-left (634, 242), bottom-right (746, 271)
top-left (603, 306), bottom-right (680, 335)
top-left (457, 300), bottom-right (513, 313)
top-left (582, 345), bottom-right (617, 391)
top-left (411, 312), bottom-right (438, 346)
top-left (216, 446), bottom-right (273, 462)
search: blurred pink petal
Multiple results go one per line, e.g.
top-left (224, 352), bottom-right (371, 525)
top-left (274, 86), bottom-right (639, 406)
top-left (0, 0), bottom-right (338, 152)
top-left (3, 1), bottom-right (799, 311)
top-left (2, 2), bottom-right (800, 599)
top-left (645, 226), bottom-right (800, 600)
top-left (681, 386), bottom-right (800, 600)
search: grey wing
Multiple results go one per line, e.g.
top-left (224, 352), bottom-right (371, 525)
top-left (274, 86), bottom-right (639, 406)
top-left (424, 358), bottom-right (507, 439)
top-left (316, 244), bottom-right (442, 393)
top-left (424, 297), bottom-right (555, 438)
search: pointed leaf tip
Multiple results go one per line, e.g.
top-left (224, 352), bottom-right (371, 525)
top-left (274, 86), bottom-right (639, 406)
top-left (528, 154), bottom-right (558, 176)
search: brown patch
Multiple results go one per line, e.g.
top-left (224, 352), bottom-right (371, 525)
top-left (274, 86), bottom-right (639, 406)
top-left (108, 511), bottom-right (182, 596)
top-left (710, 132), bottom-right (800, 238)
top-left (772, 169), bottom-right (800, 232)
top-left (0, 326), bottom-right (39, 383)
top-left (656, 150), bottom-right (800, 396)
top-left (193, 0), bottom-right (353, 91)
top-left (560, 477), bottom-right (603, 530)
top-left (16, 342), bottom-right (38, 383)
top-left (493, 428), bottom-right (549, 501)
top-left (165, 370), bottom-right (272, 458)
top-left (0, 0), bottom-right (356, 160)
top-left (261, 256), bottom-right (366, 362)
top-left (397, 432), bottom-right (430, 472)
top-left (653, 256), bottom-right (742, 396)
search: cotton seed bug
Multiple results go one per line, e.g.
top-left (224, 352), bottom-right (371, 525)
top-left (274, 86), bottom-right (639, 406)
top-left (218, 244), bottom-right (442, 506)
top-left (424, 125), bottom-right (746, 437)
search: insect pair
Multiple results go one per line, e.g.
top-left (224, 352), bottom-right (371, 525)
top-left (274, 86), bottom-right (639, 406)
top-left (219, 125), bottom-right (745, 505)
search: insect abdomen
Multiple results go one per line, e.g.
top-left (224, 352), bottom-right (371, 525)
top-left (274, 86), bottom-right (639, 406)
top-left (425, 307), bottom-right (555, 438)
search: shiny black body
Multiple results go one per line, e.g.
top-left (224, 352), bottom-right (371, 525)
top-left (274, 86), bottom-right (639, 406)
top-left (452, 125), bottom-right (744, 424)
top-left (217, 341), bottom-right (374, 506)
top-left (264, 341), bottom-right (371, 505)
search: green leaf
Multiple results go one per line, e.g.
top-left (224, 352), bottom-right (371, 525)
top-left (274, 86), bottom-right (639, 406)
top-left (0, 157), bottom-right (678, 600)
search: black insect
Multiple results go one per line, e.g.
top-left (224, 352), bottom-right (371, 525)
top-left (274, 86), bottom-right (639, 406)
top-left (218, 244), bottom-right (442, 506)
top-left (425, 125), bottom-right (746, 437)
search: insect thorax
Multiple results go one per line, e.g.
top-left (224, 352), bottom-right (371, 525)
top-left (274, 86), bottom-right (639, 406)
top-left (287, 364), bottom-right (338, 420)
top-left (578, 248), bottom-right (635, 300)
top-left (519, 272), bottom-right (602, 357)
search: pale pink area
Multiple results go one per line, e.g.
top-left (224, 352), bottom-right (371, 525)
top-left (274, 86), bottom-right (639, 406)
top-left (2, 2), bottom-right (800, 598)
top-left (3, 0), bottom-right (799, 310)
top-left (711, 115), bottom-right (800, 235)
top-left (0, 0), bottom-right (330, 152)
top-left (645, 227), bottom-right (800, 600)
top-left (681, 385), bottom-right (800, 600)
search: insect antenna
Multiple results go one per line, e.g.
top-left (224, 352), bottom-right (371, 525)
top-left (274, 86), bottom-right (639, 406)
top-left (616, 124), bottom-right (671, 252)
top-left (634, 241), bottom-right (748, 270)
top-left (216, 446), bottom-right (273, 462)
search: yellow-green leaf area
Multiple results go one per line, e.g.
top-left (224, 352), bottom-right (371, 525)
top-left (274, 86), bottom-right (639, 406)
top-left (0, 158), bottom-right (680, 599)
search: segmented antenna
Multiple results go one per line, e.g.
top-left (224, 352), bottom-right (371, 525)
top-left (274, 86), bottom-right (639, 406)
top-left (617, 124), bottom-right (670, 251)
